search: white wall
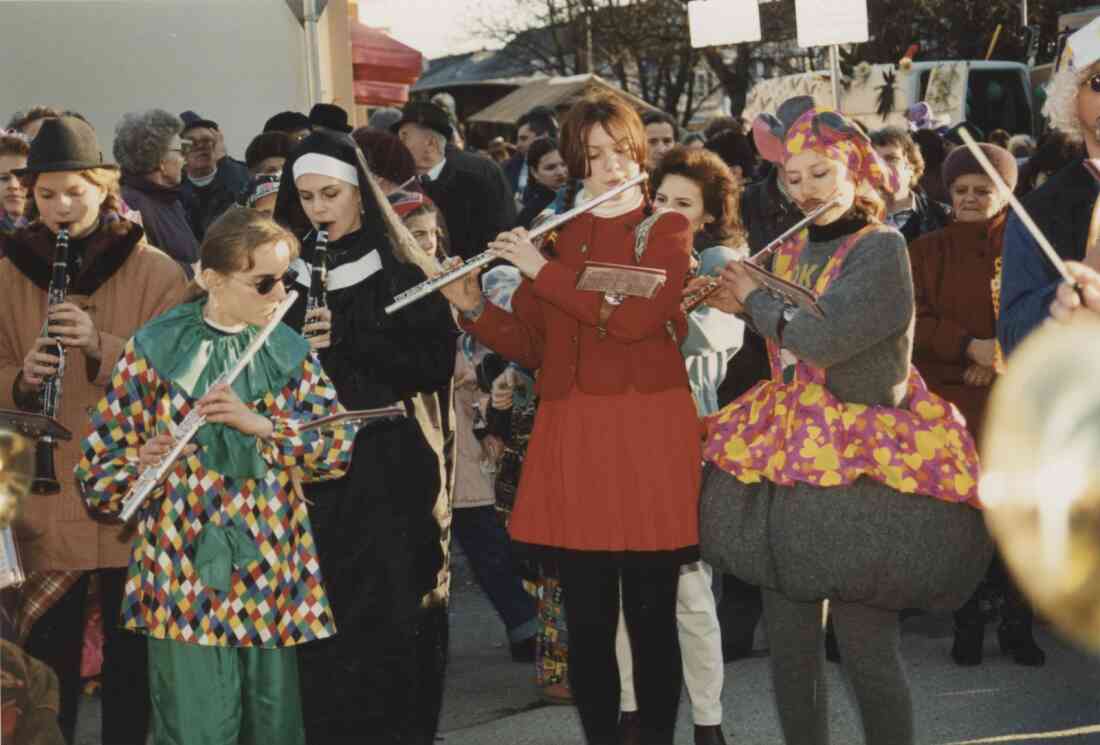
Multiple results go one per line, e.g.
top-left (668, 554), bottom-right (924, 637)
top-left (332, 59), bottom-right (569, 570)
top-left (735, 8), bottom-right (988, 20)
top-left (0, 0), bottom-right (310, 160)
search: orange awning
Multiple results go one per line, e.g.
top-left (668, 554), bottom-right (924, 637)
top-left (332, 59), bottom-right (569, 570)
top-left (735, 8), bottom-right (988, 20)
top-left (351, 24), bottom-right (423, 106)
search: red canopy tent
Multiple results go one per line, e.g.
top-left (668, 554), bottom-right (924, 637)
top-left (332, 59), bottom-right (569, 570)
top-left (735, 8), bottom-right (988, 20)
top-left (351, 24), bottom-right (423, 107)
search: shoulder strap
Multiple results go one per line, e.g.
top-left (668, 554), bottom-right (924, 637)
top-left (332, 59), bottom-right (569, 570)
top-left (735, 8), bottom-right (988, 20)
top-left (633, 210), bottom-right (663, 263)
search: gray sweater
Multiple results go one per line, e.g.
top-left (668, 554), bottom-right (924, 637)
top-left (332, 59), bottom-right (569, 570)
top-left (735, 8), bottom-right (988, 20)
top-left (744, 224), bottom-right (913, 407)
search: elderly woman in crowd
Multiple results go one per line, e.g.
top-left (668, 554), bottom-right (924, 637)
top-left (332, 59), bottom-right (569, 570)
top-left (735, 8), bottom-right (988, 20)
top-left (0, 131), bottom-right (30, 235)
top-left (113, 109), bottom-right (199, 267)
top-left (912, 144), bottom-right (1045, 667)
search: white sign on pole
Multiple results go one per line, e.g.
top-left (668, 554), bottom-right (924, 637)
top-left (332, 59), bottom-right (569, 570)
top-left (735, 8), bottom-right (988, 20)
top-left (688, 0), bottom-right (762, 49)
top-left (794, 0), bottom-right (868, 48)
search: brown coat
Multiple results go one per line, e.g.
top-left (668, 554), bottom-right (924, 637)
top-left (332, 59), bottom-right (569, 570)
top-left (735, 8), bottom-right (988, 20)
top-left (0, 220), bottom-right (187, 571)
top-left (909, 211), bottom-right (1006, 445)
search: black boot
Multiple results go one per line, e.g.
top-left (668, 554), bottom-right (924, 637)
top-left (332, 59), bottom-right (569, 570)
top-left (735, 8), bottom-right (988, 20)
top-left (994, 561), bottom-right (1046, 667)
top-left (694, 724), bottom-right (729, 745)
top-left (951, 621), bottom-right (985, 666)
top-left (618, 711), bottom-right (642, 745)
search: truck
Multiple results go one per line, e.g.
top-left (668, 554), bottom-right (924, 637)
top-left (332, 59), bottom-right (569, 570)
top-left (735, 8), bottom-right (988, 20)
top-left (743, 60), bottom-right (1036, 136)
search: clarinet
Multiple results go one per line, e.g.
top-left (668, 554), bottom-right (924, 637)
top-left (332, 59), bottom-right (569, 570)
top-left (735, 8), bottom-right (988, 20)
top-left (304, 227), bottom-right (329, 336)
top-left (31, 227), bottom-right (70, 495)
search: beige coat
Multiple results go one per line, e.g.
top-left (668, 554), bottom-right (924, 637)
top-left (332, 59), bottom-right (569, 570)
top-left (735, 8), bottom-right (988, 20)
top-left (0, 220), bottom-right (186, 571)
top-left (451, 350), bottom-right (495, 510)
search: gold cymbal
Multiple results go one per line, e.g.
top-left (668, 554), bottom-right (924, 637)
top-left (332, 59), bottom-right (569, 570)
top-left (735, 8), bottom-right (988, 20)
top-left (981, 318), bottom-right (1100, 652)
top-left (0, 428), bottom-right (33, 529)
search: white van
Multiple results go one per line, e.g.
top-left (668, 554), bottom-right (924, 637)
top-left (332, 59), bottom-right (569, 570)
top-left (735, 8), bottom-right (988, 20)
top-left (744, 60), bottom-right (1035, 136)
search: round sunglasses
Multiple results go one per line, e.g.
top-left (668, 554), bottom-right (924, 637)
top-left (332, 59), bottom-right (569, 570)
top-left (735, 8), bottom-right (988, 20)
top-left (228, 268), bottom-right (298, 295)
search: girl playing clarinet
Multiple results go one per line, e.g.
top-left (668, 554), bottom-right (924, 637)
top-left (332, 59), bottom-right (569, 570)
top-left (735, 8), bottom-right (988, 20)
top-left (76, 207), bottom-right (354, 745)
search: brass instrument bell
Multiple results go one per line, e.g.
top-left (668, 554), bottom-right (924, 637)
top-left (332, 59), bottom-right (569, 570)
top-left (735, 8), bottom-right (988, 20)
top-left (980, 319), bottom-right (1100, 652)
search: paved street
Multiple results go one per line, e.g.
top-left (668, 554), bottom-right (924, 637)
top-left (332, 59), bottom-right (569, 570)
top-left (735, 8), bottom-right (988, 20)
top-left (439, 550), bottom-right (1100, 745)
top-left (75, 548), bottom-right (1100, 744)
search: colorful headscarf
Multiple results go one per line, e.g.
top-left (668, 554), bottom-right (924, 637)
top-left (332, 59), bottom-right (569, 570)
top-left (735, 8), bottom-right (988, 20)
top-left (752, 96), bottom-right (900, 196)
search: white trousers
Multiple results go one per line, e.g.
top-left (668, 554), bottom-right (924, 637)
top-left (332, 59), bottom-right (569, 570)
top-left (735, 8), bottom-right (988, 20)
top-left (616, 561), bottom-right (724, 725)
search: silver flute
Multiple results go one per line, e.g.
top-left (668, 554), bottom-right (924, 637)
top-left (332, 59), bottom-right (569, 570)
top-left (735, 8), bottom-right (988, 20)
top-left (118, 291), bottom-right (300, 522)
top-left (385, 173), bottom-right (649, 315)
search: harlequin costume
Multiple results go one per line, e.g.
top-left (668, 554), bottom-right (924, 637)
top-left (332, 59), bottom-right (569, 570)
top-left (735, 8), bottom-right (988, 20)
top-left (77, 299), bottom-right (354, 745)
top-left (698, 97), bottom-right (991, 745)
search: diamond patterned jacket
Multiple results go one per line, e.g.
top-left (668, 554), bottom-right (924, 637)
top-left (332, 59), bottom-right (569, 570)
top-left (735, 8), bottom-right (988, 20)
top-left (76, 338), bottom-right (353, 647)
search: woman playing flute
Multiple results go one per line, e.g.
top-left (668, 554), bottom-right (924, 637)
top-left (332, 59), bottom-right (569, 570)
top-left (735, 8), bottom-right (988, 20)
top-left (76, 207), bottom-right (354, 745)
top-left (700, 96), bottom-right (991, 745)
top-left (440, 92), bottom-right (700, 745)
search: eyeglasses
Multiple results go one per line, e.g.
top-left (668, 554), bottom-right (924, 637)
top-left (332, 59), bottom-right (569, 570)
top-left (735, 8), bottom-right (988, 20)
top-left (229, 268), bottom-right (298, 295)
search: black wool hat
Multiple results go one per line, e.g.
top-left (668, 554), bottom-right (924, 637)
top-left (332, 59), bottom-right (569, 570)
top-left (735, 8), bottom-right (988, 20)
top-left (391, 101), bottom-right (453, 141)
top-left (264, 110), bottom-right (311, 134)
top-left (14, 116), bottom-right (118, 175)
top-left (308, 103), bottom-right (352, 134)
top-left (179, 110), bottom-right (219, 134)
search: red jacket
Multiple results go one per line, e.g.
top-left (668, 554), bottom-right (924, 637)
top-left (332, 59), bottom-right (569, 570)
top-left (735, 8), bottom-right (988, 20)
top-left (462, 205), bottom-right (693, 399)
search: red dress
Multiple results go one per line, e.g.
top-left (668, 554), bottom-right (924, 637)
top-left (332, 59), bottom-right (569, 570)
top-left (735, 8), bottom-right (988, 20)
top-left (463, 204), bottom-right (701, 562)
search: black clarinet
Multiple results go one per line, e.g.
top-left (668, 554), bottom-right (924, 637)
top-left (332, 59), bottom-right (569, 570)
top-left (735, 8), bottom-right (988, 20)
top-left (31, 226), bottom-right (70, 495)
top-left (304, 226), bottom-right (329, 337)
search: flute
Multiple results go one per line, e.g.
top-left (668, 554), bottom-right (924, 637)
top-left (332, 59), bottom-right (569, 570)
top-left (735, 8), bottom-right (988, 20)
top-left (385, 173), bottom-right (649, 315)
top-left (118, 291), bottom-right (299, 522)
top-left (680, 196), bottom-right (841, 314)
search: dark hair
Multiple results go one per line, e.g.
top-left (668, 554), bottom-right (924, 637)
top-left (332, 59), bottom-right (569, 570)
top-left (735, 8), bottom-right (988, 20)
top-left (912, 129), bottom-right (948, 173)
top-left (0, 134), bottom-right (30, 159)
top-left (517, 106), bottom-right (559, 139)
top-left (352, 127), bottom-right (416, 186)
top-left (526, 137), bottom-right (560, 171)
top-left (651, 145), bottom-right (745, 245)
top-left (245, 132), bottom-right (292, 172)
top-left (869, 126), bottom-right (926, 183)
top-left (6, 107), bottom-right (86, 134)
top-left (987, 128), bottom-right (1011, 149)
top-left (559, 94), bottom-right (646, 183)
top-left (705, 130), bottom-right (755, 178)
top-left (703, 116), bottom-right (743, 140)
top-left (642, 111), bottom-right (679, 141)
top-left (178, 207), bottom-right (300, 305)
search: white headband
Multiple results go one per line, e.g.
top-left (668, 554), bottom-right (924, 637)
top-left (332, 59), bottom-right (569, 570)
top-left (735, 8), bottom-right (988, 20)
top-left (292, 152), bottom-right (359, 187)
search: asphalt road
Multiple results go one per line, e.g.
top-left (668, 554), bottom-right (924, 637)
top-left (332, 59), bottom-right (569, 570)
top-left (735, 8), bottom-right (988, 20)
top-left (438, 550), bottom-right (1100, 745)
top-left (74, 548), bottom-right (1100, 744)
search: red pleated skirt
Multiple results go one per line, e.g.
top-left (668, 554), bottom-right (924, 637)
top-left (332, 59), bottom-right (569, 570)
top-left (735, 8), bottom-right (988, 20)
top-left (509, 385), bottom-right (702, 563)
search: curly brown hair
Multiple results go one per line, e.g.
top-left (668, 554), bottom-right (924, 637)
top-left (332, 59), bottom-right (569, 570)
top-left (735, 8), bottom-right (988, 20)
top-left (0, 134), bottom-right (30, 159)
top-left (651, 145), bottom-right (746, 245)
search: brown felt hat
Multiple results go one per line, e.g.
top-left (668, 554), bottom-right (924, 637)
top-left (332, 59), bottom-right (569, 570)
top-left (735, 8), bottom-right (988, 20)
top-left (942, 143), bottom-right (1017, 192)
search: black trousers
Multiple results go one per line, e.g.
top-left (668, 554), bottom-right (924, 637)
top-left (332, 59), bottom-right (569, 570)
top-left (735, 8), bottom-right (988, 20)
top-left (23, 568), bottom-right (149, 745)
top-left (559, 561), bottom-right (682, 745)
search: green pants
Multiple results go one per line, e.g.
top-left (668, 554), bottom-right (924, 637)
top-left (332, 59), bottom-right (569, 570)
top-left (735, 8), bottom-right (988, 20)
top-left (147, 638), bottom-right (304, 745)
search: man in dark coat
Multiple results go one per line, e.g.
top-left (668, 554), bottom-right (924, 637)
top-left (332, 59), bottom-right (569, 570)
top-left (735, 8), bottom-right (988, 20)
top-left (394, 101), bottom-right (516, 260)
top-left (177, 111), bottom-right (249, 241)
top-left (502, 106), bottom-right (559, 198)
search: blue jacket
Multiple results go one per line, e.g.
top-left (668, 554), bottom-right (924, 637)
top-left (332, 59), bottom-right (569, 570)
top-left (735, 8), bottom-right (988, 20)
top-left (999, 160), bottom-right (1097, 356)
